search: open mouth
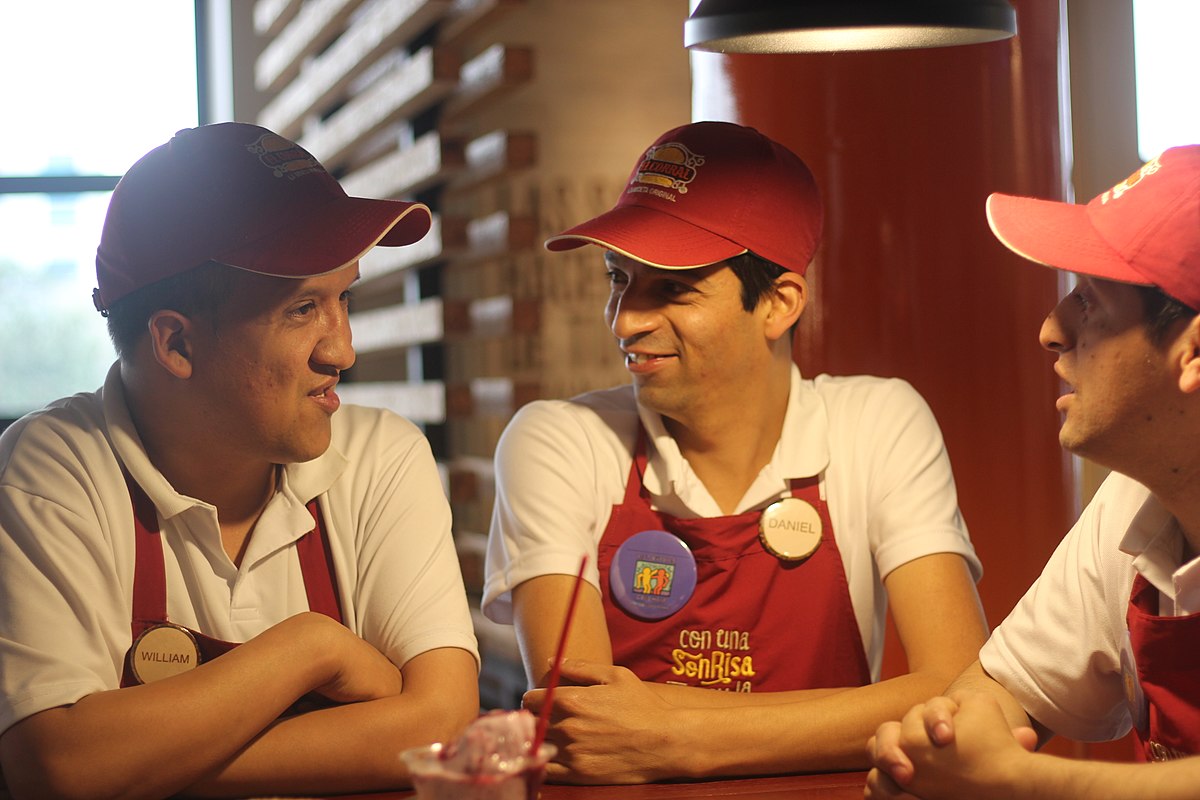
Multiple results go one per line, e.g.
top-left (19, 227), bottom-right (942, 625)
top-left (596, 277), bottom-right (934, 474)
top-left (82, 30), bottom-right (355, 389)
top-left (625, 352), bottom-right (674, 366)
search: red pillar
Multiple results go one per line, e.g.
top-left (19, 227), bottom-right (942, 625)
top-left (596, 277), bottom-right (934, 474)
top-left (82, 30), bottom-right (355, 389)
top-left (693, 0), bottom-right (1076, 697)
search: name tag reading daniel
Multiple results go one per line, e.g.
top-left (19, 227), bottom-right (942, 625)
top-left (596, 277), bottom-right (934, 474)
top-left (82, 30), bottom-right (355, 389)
top-left (758, 497), bottom-right (823, 562)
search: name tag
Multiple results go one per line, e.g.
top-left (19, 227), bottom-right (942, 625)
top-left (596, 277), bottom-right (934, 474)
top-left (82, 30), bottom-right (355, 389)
top-left (759, 497), bottom-right (823, 562)
top-left (130, 623), bottom-right (201, 684)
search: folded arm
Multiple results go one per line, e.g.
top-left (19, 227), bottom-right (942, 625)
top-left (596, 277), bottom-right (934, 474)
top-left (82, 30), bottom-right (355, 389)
top-left (188, 644), bottom-right (478, 797)
top-left (0, 613), bottom-right (476, 800)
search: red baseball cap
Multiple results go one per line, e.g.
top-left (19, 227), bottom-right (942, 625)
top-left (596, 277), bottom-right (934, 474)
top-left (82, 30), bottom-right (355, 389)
top-left (94, 122), bottom-right (432, 312)
top-left (986, 145), bottom-right (1200, 310)
top-left (545, 121), bottom-right (822, 275)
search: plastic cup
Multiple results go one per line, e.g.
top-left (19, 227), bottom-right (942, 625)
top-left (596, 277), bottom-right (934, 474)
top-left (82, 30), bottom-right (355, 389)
top-left (401, 741), bottom-right (556, 800)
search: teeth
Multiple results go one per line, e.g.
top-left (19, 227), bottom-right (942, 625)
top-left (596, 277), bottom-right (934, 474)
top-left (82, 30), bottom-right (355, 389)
top-left (627, 353), bottom-right (649, 365)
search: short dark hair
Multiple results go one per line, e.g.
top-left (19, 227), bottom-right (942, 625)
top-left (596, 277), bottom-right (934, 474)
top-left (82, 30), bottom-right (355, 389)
top-left (1136, 284), bottom-right (1198, 346)
top-left (104, 261), bottom-right (237, 357)
top-left (726, 251), bottom-right (790, 311)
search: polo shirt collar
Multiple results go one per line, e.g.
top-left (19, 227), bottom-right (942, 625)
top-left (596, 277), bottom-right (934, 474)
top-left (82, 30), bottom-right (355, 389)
top-left (1119, 489), bottom-right (1200, 609)
top-left (102, 362), bottom-right (347, 528)
top-left (637, 364), bottom-right (831, 498)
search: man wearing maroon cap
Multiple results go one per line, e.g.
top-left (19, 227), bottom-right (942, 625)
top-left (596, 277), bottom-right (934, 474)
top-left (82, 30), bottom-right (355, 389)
top-left (866, 145), bottom-right (1200, 799)
top-left (482, 121), bottom-right (988, 782)
top-left (0, 123), bottom-right (479, 798)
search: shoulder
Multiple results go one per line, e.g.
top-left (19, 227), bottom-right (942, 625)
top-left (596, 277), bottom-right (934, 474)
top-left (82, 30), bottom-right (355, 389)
top-left (330, 404), bottom-right (430, 455)
top-left (807, 374), bottom-right (941, 446)
top-left (500, 385), bottom-right (638, 448)
top-left (809, 374), bottom-right (929, 412)
top-left (1, 391), bottom-right (113, 489)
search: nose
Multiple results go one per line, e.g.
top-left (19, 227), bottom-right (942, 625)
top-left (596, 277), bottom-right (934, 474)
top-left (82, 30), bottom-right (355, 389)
top-left (606, 283), bottom-right (659, 341)
top-left (1038, 296), bottom-right (1075, 354)
top-left (314, 306), bottom-right (356, 373)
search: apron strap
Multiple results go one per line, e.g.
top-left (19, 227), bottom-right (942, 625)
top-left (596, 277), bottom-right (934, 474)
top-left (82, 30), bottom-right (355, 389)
top-left (124, 471), bottom-right (168, 628)
top-left (296, 499), bottom-right (344, 623)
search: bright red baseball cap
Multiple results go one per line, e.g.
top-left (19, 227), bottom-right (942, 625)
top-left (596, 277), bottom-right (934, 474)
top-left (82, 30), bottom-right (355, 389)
top-left (545, 121), bottom-right (822, 275)
top-left (986, 145), bottom-right (1200, 310)
top-left (94, 122), bottom-right (432, 312)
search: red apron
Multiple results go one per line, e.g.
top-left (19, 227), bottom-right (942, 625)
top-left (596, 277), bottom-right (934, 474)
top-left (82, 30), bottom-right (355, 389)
top-left (119, 472), bottom-right (344, 688)
top-left (1126, 572), bottom-right (1200, 761)
top-left (598, 429), bottom-right (870, 693)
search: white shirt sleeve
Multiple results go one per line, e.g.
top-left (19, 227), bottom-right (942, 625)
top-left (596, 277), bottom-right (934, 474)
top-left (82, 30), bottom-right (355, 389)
top-left (482, 398), bottom-right (633, 624)
top-left (0, 405), bottom-right (135, 736)
top-left (979, 473), bottom-right (1145, 742)
top-left (326, 407), bottom-right (479, 670)
top-left (829, 377), bottom-right (978, 582)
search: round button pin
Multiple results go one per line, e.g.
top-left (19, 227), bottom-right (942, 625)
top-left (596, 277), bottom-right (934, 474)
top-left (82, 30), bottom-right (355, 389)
top-left (130, 623), bottom-right (201, 684)
top-left (609, 530), bottom-right (697, 620)
top-left (758, 497), bottom-right (823, 562)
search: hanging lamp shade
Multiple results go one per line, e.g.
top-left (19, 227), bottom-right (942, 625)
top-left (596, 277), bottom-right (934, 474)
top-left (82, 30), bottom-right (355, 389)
top-left (684, 0), bottom-right (1018, 53)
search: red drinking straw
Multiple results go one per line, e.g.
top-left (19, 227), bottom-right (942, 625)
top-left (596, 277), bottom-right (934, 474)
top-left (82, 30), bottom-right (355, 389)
top-left (530, 554), bottom-right (589, 755)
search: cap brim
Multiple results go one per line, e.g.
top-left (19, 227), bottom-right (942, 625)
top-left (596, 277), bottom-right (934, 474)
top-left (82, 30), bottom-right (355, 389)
top-left (218, 196), bottom-right (431, 279)
top-left (545, 205), bottom-right (746, 269)
top-left (985, 193), bottom-right (1153, 286)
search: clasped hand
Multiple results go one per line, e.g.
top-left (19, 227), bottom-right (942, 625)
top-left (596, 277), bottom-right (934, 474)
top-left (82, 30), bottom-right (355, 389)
top-left (865, 692), bottom-right (1038, 800)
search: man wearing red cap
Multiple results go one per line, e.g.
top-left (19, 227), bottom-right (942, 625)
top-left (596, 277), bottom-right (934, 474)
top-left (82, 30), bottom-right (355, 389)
top-left (482, 121), bottom-right (988, 782)
top-left (866, 145), bottom-right (1200, 799)
top-left (0, 123), bottom-right (479, 798)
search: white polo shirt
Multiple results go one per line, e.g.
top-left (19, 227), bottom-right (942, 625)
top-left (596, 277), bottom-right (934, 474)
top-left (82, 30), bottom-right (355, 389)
top-left (981, 470), bottom-right (1200, 742)
top-left (483, 366), bottom-right (981, 681)
top-left (0, 363), bottom-right (478, 736)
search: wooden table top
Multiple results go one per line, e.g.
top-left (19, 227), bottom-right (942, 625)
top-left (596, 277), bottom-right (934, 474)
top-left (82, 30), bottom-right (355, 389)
top-left (326, 770), bottom-right (868, 799)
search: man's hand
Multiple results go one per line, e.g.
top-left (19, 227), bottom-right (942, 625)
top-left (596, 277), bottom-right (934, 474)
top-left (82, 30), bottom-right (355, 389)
top-left (865, 692), bottom-right (1038, 800)
top-left (298, 613), bottom-right (404, 704)
top-left (522, 659), bottom-right (685, 784)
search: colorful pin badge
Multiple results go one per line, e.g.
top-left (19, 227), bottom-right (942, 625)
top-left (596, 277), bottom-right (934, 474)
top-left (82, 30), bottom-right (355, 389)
top-left (610, 529), bottom-right (697, 620)
top-left (758, 497), bottom-right (823, 562)
top-left (130, 623), bottom-right (201, 684)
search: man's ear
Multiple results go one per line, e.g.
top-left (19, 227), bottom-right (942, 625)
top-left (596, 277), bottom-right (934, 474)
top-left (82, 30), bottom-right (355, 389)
top-left (1177, 316), bottom-right (1200, 394)
top-left (146, 310), bottom-right (195, 379)
top-left (764, 272), bottom-right (807, 342)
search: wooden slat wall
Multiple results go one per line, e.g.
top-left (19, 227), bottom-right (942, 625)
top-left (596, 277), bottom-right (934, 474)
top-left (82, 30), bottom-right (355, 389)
top-left (253, 0), bottom-right (691, 709)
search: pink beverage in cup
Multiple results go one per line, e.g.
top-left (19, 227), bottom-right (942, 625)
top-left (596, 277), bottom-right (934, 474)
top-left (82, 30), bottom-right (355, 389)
top-left (402, 710), bottom-right (555, 800)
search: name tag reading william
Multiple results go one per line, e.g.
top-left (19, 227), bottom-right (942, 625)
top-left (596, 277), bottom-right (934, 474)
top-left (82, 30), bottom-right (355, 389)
top-left (130, 623), bottom-right (201, 684)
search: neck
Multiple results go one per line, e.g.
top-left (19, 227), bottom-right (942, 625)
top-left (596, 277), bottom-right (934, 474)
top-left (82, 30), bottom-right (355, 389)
top-left (1110, 444), bottom-right (1200, 564)
top-left (664, 358), bottom-right (793, 514)
top-left (121, 362), bottom-right (277, 529)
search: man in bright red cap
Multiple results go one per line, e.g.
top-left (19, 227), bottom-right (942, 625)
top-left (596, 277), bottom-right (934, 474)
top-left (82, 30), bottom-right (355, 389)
top-left (866, 145), bottom-right (1200, 799)
top-left (482, 121), bottom-right (988, 782)
top-left (0, 123), bottom-right (479, 798)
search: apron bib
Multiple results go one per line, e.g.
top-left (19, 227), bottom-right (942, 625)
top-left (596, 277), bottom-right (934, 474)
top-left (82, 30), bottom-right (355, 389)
top-left (599, 428), bottom-right (870, 693)
top-left (1126, 573), bottom-right (1200, 761)
top-left (119, 472), bottom-right (343, 691)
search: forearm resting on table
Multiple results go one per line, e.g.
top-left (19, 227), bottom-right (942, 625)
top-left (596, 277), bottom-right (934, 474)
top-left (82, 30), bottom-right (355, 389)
top-left (187, 647), bottom-right (479, 798)
top-left (668, 669), bottom-right (984, 777)
top-left (0, 613), bottom-right (401, 800)
top-left (1012, 752), bottom-right (1200, 800)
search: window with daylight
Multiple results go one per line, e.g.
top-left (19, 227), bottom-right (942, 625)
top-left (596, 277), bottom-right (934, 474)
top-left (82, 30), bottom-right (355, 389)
top-left (1132, 0), bottom-right (1200, 160)
top-left (0, 1), bottom-right (200, 423)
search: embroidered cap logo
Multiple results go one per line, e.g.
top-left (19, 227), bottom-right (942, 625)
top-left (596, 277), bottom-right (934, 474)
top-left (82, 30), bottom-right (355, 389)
top-left (247, 133), bottom-right (322, 180)
top-left (631, 141), bottom-right (704, 200)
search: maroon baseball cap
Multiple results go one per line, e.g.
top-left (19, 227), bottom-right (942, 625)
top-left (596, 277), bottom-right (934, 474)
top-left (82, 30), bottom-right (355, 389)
top-left (94, 122), bottom-right (432, 312)
top-left (545, 121), bottom-right (822, 275)
top-left (987, 145), bottom-right (1200, 309)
